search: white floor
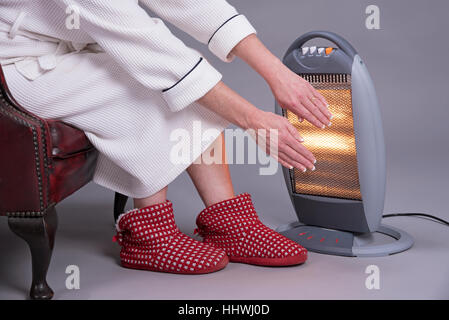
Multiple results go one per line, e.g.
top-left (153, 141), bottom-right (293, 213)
top-left (1, 160), bottom-right (448, 300)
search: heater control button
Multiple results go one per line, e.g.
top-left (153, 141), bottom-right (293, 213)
top-left (317, 47), bottom-right (325, 55)
top-left (309, 46), bottom-right (317, 55)
top-left (302, 47), bottom-right (309, 55)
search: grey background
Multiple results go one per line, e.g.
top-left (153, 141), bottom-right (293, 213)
top-left (1, 0), bottom-right (448, 299)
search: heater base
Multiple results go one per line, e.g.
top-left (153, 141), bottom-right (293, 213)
top-left (277, 222), bottom-right (414, 257)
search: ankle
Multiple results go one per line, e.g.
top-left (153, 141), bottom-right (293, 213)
top-left (133, 186), bottom-right (168, 209)
top-left (203, 192), bottom-right (235, 207)
top-left (133, 194), bottom-right (167, 209)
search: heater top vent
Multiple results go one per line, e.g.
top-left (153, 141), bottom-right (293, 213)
top-left (300, 73), bottom-right (350, 89)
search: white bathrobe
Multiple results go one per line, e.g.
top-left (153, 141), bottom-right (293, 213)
top-left (0, 0), bottom-right (256, 198)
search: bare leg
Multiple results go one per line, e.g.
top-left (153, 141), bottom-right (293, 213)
top-left (132, 133), bottom-right (232, 209)
top-left (187, 133), bottom-right (235, 207)
top-left (133, 186), bottom-right (167, 209)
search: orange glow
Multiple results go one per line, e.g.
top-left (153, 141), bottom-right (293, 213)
top-left (285, 75), bottom-right (362, 200)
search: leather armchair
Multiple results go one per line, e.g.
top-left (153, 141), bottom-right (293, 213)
top-left (0, 65), bottom-right (99, 299)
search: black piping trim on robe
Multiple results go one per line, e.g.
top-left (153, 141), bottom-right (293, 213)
top-left (162, 57), bottom-right (203, 93)
top-left (207, 14), bottom-right (241, 44)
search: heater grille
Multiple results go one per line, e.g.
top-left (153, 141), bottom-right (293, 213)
top-left (284, 73), bottom-right (362, 200)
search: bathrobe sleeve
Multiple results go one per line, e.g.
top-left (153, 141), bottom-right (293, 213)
top-left (140, 0), bottom-right (257, 62)
top-left (51, 0), bottom-right (222, 112)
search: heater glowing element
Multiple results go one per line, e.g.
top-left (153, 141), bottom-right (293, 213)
top-left (284, 74), bottom-right (362, 200)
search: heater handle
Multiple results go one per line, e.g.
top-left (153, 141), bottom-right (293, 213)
top-left (284, 31), bottom-right (358, 59)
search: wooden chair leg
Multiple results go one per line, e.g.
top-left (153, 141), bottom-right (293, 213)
top-left (8, 206), bottom-right (58, 300)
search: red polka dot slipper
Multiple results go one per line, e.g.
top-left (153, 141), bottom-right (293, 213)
top-left (113, 200), bottom-right (228, 274)
top-left (195, 193), bottom-right (307, 267)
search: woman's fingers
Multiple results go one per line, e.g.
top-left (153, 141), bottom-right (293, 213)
top-left (306, 82), bottom-right (330, 115)
top-left (285, 120), bottom-right (304, 142)
top-left (276, 146), bottom-right (313, 172)
top-left (270, 151), bottom-right (295, 170)
top-left (285, 96), bottom-right (329, 129)
top-left (296, 105), bottom-right (326, 129)
top-left (255, 111), bottom-right (319, 171)
top-left (294, 81), bottom-right (332, 128)
top-left (310, 93), bottom-right (332, 120)
top-left (282, 144), bottom-right (315, 170)
top-left (301, 96), bottom-right (331, 128)
top-left (269, 66), bottom-right (332, 129)
top-left (283, 123), bottom-right (316, 169)
top-left (278, 154), bottom-right (306, 172)
top-left (314, 91), bottom-right (330, 111)
top-left (277, 156), bottom-right (294, 170)
top-left (307, 83), bottom-right (328, 105)
top-left (284, 136), bottom-right (316, 168)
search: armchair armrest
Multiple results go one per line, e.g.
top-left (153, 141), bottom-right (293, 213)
top-left (0, 66), bottom-right (98, 216)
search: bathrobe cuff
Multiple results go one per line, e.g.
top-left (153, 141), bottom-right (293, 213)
top-left (162, 57), bottom-right (222, 112)
top-left (208, 14), bottom-right (256, 63)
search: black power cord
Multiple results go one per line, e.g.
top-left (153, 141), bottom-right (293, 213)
top-left (382, 213), bottom-right (449, 226)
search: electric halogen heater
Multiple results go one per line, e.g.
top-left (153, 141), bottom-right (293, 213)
top-left (275, 31), bottom-right (413, 257)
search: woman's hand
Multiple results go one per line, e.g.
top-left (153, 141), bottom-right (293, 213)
top-left (249, 110), bottom-right (316, 171)
top-left (268, 61), bottom-right (332, 128)
top-left (198, 82), bottom-right (316, 171)
top-left (231, 34), bottom-right (332, 128)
